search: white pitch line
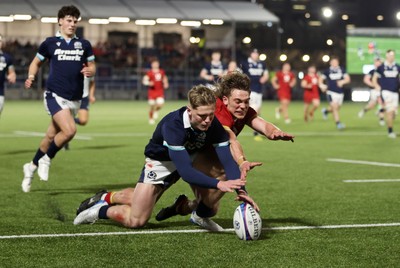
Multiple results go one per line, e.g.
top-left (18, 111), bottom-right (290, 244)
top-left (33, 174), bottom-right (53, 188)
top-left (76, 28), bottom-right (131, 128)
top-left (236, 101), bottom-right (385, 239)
top-left (13, 131), bottom-right (92, 140)
top-left (327, 158), bottom-right (400, 168)
top-left (1, 222), bottom-right (400, 240)
top-left (343, 179), bottom-right (400, 183)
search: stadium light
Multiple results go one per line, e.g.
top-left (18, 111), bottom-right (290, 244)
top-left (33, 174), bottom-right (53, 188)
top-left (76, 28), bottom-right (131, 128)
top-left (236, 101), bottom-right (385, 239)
top-left (242, 37), bottom-right (251, 44)
top-left (135, 19), bottom-right (156, 26)
top-left (322, 7), bottom-right (333, 18)
top-left (298, 71), bottom-right (304, 79)
top-left (89, 18), bottom-right (110, 25)
top-left (108, 17), bottom-right (130, 23)
top-left (287, 38), bottom-right (294, 45)
top-left (326, 39), bottom-right (333, 46)
top-left (13, 14), bottom-right (32, 21)
top-left (342, 14), bottom-right (349, 21)
top-left (377, 15), bottom-right (384, 21)
top-left (0, 16), bottom-right (14, 22)
top-left (302, 55), bottom-right (310, 62)
top-left (259, 54), bottom-right (267, 61)
top-left (397, 12), bottom-right (400, 20)
top-left (305, 13), bottom-right (311, 19)
top-left (189, 36), bottom-right (201, 44)
top-left (202, 19), bottom-right (224, 25)
top-left (180, 21), bottom-right (201, 27)
top-left (41, 17), bottom-right (58, 23)
top-left (279, 54), bottom-right (287, 61)
top-left (156, 18), bottom-right (177, 24)
top-left (322, 55), bottom-right (330, 62)
top-left (308, 21), bottom-right (322, 26)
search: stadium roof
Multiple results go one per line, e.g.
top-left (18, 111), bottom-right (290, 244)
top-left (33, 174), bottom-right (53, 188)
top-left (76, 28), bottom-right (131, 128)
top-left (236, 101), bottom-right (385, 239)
top-left (0, 0), bottom-right (280, 23)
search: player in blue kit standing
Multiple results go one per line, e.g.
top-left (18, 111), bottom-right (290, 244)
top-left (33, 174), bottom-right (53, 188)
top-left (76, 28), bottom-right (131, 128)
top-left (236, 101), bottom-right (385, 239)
top-left (319, 56), bottom-right (351, 130)
top-left (241, 49), bottom-right (269, 141)
top-left (199, 51), bottom-right (226, 89)
top-left (21, 5), bottom-right (96, 192)
top-left (372, 49), bottom-right (400, 138)
top-left (0, 35), bottom-right (17, 118)
top-left (74, 85), bottom-right (257, 231)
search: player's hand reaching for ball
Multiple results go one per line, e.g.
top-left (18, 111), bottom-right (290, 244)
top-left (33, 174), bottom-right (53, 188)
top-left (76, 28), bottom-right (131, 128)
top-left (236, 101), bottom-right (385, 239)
top-left (217, 179), bottom-right (245, 193)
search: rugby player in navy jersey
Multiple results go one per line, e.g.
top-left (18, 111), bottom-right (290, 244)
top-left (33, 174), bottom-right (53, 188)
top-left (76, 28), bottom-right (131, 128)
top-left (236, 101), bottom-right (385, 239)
top-left (319, 56), bottom-right (351, 130)
top-left (372, 49), bottom-right (400, 138)
top-left (74, 85), bottom-right (256, 231)
top-left (199, 51), bottom-right (226, 89)
top-left (358, 58), bottom-right (385, 126)
top-left (21, 5), bottom-right (96, 192)
top-left (0, 35), bottom-right (17, 118)
top-left (240, 49), bottom-right (269, 141)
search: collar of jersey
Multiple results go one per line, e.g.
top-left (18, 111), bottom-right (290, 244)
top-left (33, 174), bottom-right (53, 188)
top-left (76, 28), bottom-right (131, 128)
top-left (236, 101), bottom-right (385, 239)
top-left (183, 109), bottom-right (192, 129)
top-left (55, 31), bottom-right (78, 40)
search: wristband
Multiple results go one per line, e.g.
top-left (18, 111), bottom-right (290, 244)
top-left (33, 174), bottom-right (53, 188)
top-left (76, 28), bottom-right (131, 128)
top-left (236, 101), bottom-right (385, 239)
top-left (237, 155), bottom-right (246, 166)
top-left (28, 74), bottom-right (35, 80)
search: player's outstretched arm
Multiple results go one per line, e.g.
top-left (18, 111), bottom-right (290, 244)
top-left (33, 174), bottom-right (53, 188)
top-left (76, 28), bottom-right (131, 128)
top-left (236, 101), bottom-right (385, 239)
top-left (250, 117), bottom-right (295, 142)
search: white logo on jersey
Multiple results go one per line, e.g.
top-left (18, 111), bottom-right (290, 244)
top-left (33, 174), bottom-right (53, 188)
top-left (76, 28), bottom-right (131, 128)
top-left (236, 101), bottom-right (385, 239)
top-left (0, 56), bottom-right (6, 71)
top-left (56, 42), bottom-right (61, 47)
top-left (74, 42), bottom-right (82, 50)
top-left (54, 49), bottom-right (84, 61)
top-left (329, 72), bottom-right (343, 81)
top-left (383, 69), bottom-right (398, 78)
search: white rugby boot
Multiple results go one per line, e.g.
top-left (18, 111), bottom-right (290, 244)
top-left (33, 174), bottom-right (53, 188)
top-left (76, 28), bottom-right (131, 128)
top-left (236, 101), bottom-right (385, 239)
top-left (38, 155), bottom-right (51, 181)
top-left (190, 211), bottom-right (224, 232)
top-left (74, 200), bottom-right (107, 225)
top-left (21, 162), bottom-right (37, 193)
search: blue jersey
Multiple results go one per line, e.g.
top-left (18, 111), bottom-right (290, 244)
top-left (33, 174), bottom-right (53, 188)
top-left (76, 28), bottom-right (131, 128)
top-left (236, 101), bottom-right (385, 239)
top-left (144, 106), bottom-right (240, 188)
top-left (322, 66), bottom-right (348, 93)
top-left (375, 62), bottom-right (400, 92)
top-left (36, 32), bottom-right (95, 100)
top-left (0, 51), bottom-right (14, 96)
top-left (241, 58), bottom-right (267, 93)
top-left (202, 61), bottom-right (225, 83)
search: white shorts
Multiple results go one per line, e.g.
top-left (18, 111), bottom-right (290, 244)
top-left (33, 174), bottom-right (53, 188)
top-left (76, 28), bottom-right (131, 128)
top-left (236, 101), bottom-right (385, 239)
top-left (148, 97), bottom-right (165, 106)
top-left (250, 91), bottom-right (262, 112)
top-left (369, 89), bottom-right (381, 103)
top-left (327, 91), bottom-right (344, 106)
top-left (139, 157), bottom-right (179, 188)
top-left (381, 90), bottom-right (399, 112)
top-left (0, 96), bottom-right (4, 113)
top-left (44, 91), bottom-right (80, 117)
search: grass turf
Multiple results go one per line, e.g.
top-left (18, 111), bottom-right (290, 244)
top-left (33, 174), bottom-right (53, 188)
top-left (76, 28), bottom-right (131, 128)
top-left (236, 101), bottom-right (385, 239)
top-left (0, 100), bottom-right (399, 267)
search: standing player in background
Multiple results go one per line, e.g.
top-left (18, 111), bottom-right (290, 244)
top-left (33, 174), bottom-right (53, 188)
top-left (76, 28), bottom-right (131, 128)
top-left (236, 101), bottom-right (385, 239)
top-left (0, 35), bottom-right (17, 118)
top-left (372, 49), bottom-right (400, 138)
top-left (319, 56), bottom-right (351, 130)
top-left (64, 76), bottom-right (96, 150)
top-left (301, 65), bottom-right (320, 122)
top-left (226, 60), bottom-right (238, 74)
top-left (358, 57), bottom-right (385, 126)
top-left (74, 85), bottom-right (256, 231)
top-left (199, 51), bottom-right (225, 89)
top-left (142, 59), bottom-right (168, 125)
top-left (241, 49), bottom-right (269, 141)
top-left (155, 71), bottom-right (295, 223)
top-left (272, 62), bottom-right (296, 124)
top-left (21, 5), bottom-right (96, 192)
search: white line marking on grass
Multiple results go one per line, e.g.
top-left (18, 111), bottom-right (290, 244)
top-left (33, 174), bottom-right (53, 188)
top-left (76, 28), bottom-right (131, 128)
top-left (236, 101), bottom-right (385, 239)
top-left (327, 158), bottom-right (400, 168)
top-left (13, 131), bottom-right (92, 140)
top-left (343, 179), bottom-right (400, 183)
top-left (1, 222), bottom-right (400, 239)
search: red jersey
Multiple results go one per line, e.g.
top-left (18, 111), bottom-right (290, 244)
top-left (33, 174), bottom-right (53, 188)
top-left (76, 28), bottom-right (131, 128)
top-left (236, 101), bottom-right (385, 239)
top-left (302, 73), bottom-right (319, 103)
top-left (275, 71), bottom-right (295, 100)
top-left (215, 98), bottom-right (258, 136)
top-left (146, 69), bottom-right (166, 99)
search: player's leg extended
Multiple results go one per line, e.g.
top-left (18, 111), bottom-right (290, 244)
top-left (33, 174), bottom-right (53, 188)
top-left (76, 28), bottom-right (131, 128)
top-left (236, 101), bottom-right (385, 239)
top-left (52, 109), bottom-right (77, 147)
top-left (107, 183), bottom-right (163, 228)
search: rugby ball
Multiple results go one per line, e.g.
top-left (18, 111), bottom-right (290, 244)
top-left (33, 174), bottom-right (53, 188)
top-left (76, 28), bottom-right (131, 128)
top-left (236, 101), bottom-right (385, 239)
top-left (233, 203), bottom-right (262, 240)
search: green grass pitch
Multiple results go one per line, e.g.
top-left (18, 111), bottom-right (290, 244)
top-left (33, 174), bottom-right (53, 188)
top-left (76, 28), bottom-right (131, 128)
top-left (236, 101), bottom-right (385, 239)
top-left (0, 99), bottom-right (399, 267)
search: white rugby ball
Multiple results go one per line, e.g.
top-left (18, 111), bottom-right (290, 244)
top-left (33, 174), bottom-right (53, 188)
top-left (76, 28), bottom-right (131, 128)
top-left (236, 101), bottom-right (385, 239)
top-left (233, 203), bottom-right (262, 240)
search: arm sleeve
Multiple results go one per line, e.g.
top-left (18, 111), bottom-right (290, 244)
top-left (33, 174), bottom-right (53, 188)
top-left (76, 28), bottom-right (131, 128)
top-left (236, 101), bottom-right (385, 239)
top-left (168, 149), bottom-right (219, 189)
top-left (215, 144), bottom-right (240, 180)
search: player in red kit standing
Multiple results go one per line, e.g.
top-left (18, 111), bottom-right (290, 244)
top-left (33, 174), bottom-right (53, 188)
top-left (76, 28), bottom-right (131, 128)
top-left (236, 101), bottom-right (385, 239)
top-left (301, 65), bottom-right (320, 122)
top-left (272, 63), bottom-right (296, 124)
top-left (142, 59), bottom-right (169, 125)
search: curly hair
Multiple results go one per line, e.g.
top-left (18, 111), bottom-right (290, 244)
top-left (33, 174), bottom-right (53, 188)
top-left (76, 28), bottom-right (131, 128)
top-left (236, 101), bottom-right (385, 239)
top-left (214, 71), bottom-right (251, 99)
top-left (58, 5), bottom-right (81, 21)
